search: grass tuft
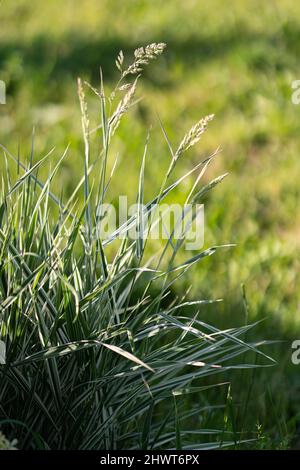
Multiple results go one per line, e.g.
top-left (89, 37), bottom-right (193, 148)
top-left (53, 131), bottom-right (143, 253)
top-left (0, 45), bottom-right (270, 450)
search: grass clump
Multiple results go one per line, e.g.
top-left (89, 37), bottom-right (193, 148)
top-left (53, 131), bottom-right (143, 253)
top-left (0, 45), bottom-right (271, 450)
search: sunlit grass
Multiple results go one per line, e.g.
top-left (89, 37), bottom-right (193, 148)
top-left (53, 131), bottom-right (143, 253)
top-left (0, 46), bottom-right (273, 449)
top-left (1, 0), bottom-right (300, 448)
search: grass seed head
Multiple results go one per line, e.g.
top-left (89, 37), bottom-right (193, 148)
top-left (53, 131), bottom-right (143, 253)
top-left (122, 42), bottom-right (166, 77)
top-left (176, 114), bottom-right (214, 159)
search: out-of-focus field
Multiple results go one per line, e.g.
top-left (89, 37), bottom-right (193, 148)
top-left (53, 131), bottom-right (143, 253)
top-left (1, 0), bottom-right (300, 447)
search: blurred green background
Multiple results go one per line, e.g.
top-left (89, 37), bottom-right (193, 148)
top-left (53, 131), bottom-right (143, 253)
top-left (1, 0), bottom-right (300, 447)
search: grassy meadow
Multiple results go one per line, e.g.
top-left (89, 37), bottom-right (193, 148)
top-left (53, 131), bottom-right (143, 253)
top-left (1, 0), bottom-right (300, 449)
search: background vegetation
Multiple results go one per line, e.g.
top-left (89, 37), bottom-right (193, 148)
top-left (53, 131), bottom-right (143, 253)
top-left (0, 0), bottom-right (300, 448)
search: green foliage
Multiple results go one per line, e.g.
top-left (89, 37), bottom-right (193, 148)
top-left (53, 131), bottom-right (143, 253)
top-left (1, 0), bottom-right (300, 449)
top-left (0, 47), bottom-right (270, 450)
top-left (0, 430), bottom-right (17, 450)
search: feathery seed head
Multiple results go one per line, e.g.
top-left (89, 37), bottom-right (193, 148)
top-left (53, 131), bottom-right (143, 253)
top-left (77, 78), bottom-right (89, 132)
top-left (175, 114), bottom-right (214, 159)
top-left (109, 77), bottom-right (138, 136)
top-left (122, 43), bottom-right (166, 77)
